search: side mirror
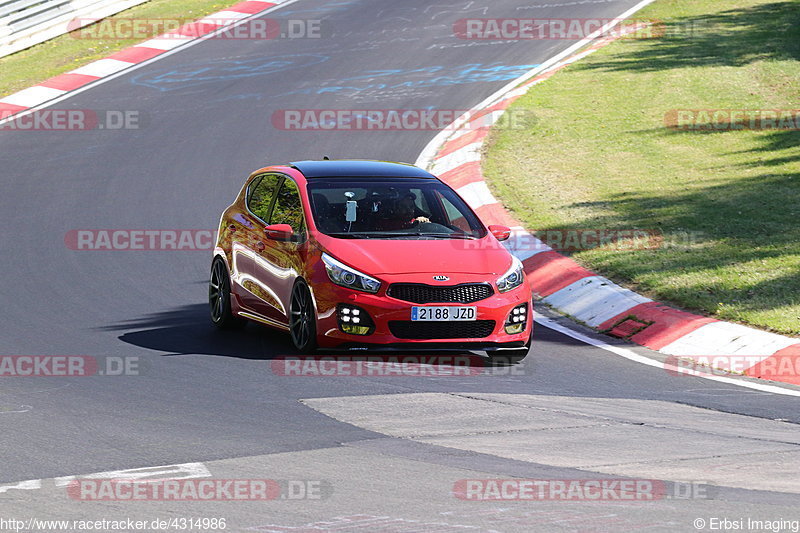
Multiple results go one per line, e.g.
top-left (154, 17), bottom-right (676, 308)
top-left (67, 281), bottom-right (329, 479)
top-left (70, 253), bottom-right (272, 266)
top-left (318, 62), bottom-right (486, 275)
top-left (488, 225), bottom-right (511, 242)
top-left (265, 224), bottom-right (294, 241)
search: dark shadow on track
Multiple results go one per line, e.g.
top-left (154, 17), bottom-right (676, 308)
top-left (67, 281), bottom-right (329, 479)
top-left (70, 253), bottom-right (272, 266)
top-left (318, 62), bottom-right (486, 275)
top-left (102, 303), bottom-right (294, 359)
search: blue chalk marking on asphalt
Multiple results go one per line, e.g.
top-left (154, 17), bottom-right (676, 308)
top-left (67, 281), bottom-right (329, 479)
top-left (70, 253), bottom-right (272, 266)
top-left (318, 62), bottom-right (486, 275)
top-left (133, 58), bottom-right (539, 99)
top-left (278, 63), bottom-right (540, 97)
top-left (130, 54), bottom-right (330, 92)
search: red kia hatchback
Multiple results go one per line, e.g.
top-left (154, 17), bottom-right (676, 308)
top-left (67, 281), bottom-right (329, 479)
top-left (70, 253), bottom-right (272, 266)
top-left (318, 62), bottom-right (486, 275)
top-left (210, 160), bottom-right (532, 361)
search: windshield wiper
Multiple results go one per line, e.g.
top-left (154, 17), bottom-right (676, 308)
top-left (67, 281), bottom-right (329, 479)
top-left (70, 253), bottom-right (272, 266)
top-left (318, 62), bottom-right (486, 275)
top-left (326, 232), bottom-right (375, 239)
top-left (382, 233), bottom-right (478, 240)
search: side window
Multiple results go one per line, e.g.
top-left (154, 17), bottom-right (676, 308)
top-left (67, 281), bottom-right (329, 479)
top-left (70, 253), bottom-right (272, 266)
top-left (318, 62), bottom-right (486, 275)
top-left (247, 173), bottom-right (282, 222)
top-left (271, 179), bottom-right (306, 235)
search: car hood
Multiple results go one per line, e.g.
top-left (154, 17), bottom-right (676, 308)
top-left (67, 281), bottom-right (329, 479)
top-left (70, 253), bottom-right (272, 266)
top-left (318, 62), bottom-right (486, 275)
top-left (315, 235), bottom-right (512, 276)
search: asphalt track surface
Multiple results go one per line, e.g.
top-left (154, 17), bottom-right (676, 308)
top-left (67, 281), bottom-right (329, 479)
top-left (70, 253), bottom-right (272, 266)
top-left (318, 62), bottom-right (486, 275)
top-left (1, 0), bottom-right (799, 530)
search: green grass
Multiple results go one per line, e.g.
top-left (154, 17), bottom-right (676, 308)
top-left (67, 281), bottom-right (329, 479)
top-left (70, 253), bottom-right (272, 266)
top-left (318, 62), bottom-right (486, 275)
top-left (0, 0), bottom-right (230, 98)
top-left (484, 0), bottom-right (800, 335)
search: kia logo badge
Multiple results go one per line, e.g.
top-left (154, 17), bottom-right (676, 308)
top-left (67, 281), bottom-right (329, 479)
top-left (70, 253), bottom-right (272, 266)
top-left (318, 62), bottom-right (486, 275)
top-left (433, 275), bottom-right (449, 281)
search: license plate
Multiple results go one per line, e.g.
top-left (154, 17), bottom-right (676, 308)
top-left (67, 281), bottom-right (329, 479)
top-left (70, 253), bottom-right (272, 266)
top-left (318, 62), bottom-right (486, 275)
top-left (411, 306), bottom-right (476, 321)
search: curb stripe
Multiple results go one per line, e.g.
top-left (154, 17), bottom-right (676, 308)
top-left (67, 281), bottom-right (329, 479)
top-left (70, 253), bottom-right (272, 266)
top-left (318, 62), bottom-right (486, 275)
top-left (229, 1), bottom-right (278, 14)
top-left (746, 345), bottom-right (800, 385)
top-left (659, 322), bottom-right (798, 358)
top-left (598, 302), bottom-right (717, 350)
top-left (107, 46), bottom-right (166, 64)
top-left (455, 181), bottom-right (498, 210)
top-left (138, 36), bottom-right (194, 51)
top-left (438, 128), bottom-right (491, 158)
top-left (70, 58), bottom-right (137, 77)
top-left (430, 142), bottom-right (482, 175)
top-left (437, 161), bottom-right (484, 189)
top-left (0, 102), bottom-right (28, 115)
top-left (39, 73), bottom-right (101, 92)
top-left (473, 203), bottom-right (518, 228)
top-left (0, 86), bottom-right (66, 107)
top-left (542, 275), bottom-right (651, 328)
top-left (175, 22), bottom-right (224, 38)
top-left (522, 251), bottom-right (595, 298)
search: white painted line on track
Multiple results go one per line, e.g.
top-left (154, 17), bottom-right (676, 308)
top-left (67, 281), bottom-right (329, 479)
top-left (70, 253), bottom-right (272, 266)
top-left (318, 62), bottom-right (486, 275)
top-left (0, 462), bottom-right (211, 494)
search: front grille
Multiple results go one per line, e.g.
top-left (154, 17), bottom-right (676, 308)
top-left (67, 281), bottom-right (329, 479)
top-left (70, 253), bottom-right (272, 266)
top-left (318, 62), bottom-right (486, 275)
top-left (387, 283), bottom-right (493, 304)
top-left (388, 320), bottom-right (496, 340)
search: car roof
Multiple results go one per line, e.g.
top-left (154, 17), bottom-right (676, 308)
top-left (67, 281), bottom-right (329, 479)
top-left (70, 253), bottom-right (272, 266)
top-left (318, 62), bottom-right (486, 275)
top-left (290, 160), bottom-right (437, 179)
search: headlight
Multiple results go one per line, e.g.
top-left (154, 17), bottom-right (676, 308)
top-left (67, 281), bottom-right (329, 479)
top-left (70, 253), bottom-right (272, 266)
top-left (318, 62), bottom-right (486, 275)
top-left (497, 256), bottom-right (524, 293)
top-left (322, 253), bottom-right (381, 293)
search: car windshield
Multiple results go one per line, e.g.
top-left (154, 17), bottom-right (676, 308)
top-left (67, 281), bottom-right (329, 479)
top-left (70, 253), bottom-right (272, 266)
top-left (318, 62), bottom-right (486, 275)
top-left (307, 178), bottom-right (487, 239)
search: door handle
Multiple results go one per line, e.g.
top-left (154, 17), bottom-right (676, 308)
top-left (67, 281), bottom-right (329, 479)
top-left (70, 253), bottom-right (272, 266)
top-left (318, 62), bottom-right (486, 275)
top-left (255, 241), bottom-right (266, 251)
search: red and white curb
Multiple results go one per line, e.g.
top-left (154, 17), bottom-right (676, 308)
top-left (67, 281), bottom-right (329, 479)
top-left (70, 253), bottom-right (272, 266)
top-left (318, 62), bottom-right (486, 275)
top-left (417, 14), bottom-right (800, 387)
top-left (0, 0), bottom-right (288, 121)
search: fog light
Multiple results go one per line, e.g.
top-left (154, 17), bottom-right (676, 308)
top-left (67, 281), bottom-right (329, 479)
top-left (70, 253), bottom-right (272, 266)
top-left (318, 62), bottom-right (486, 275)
top-left (337, 304), bottom-right (374, 336)
top-left (341, 324), bottom-right (372, 335)
top-left (505, 323), bottom-right (525, 334)
top-left (505, 303), bottom-right (529, 334)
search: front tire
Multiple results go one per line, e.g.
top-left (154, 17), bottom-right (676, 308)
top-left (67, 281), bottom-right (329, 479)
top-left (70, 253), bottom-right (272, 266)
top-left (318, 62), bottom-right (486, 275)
top-left (209, 257), bottom-right (246, 330)
top-left (289, 280), bottom-right (318, 353)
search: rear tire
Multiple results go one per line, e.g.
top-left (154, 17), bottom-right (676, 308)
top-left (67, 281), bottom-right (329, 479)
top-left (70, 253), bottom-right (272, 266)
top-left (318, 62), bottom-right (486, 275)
top-left (289, 280), bottom-right (318, 354)
top-left (209, 257), bottom-right (246, 330)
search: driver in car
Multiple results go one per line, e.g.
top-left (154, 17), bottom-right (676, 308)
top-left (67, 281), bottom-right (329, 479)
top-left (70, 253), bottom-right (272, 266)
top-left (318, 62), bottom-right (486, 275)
top-left (377, 193), bottom-right (431, 230)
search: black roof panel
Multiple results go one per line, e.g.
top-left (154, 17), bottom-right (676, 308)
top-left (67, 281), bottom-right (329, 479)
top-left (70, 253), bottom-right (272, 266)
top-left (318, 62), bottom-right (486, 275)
top-left (290, 160), bottom-right (436, 179)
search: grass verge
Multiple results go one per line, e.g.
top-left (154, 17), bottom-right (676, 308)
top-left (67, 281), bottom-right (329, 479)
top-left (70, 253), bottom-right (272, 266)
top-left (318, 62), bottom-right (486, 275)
top-left (0, 0), bottom-right (230, 98)
top-left (484, 0), bottom-right (800, 336)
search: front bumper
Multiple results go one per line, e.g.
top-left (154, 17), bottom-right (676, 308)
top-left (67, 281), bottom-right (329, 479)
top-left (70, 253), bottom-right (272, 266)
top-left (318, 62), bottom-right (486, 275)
top-left (313, 276), bottom-right (532, 350)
